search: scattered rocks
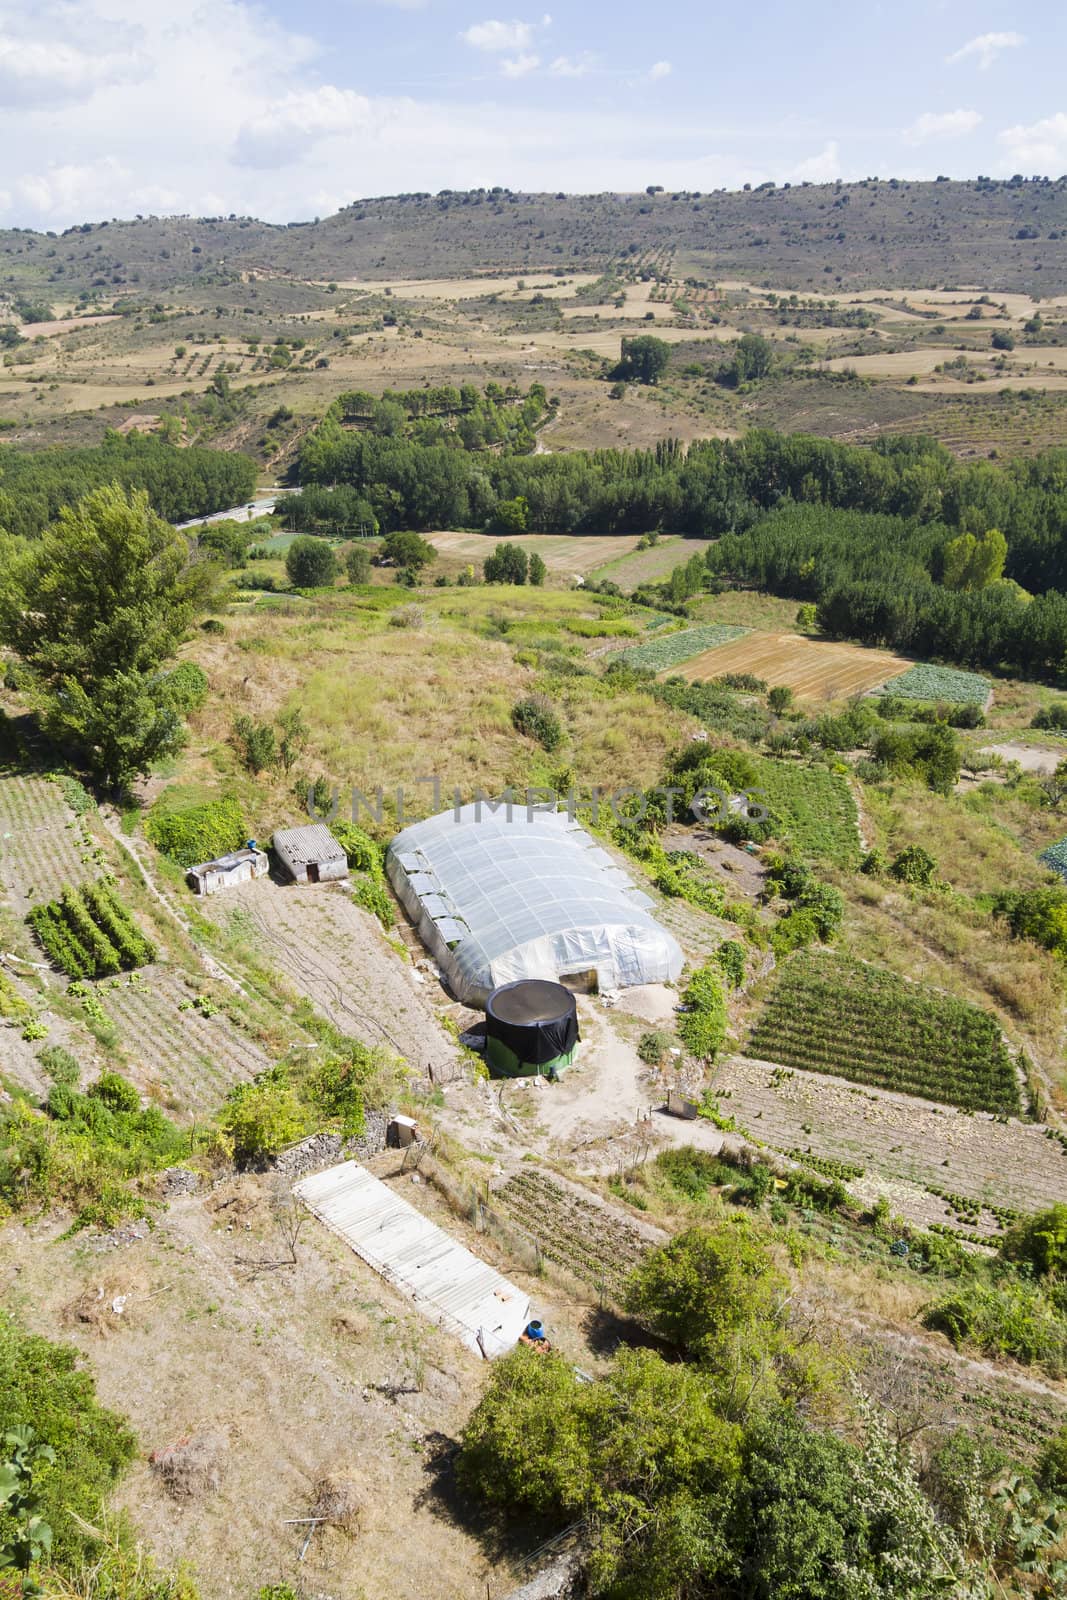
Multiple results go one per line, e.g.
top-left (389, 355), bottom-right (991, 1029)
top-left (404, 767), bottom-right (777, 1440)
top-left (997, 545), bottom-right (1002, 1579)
top-left (159, 1167), bottom-right (200, 1197)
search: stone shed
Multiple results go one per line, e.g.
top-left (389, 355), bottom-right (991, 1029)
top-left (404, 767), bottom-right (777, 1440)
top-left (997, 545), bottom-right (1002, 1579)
top-left (186, 845), bottom-right (268, 896)
top-left (272, 823), bottom-right (348, 885)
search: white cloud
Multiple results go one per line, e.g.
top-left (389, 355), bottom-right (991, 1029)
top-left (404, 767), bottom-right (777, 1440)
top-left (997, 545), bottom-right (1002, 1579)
top-left (649, 60), bottom-right (671, 80)
top-left (0, 29), bottom-right (146, 107)
top-left (549, 53), bottom-right (594, 77)
top-left (501, 53), bottom-right (539, 77)
top-left (947, 31), bottom-right (1024, 71)
top-left (461, 18), bottom-right (538, 52)
top-left (790, 139), bottom-right (841, 183)
top-left (234, 85), bottom-right (381, 168)
top-left (998, 111), bottom-right (1067, 171)
top-left (903, 108), bottom-right (982, 145)
top-left (16, 156), bottom-right (133, 220)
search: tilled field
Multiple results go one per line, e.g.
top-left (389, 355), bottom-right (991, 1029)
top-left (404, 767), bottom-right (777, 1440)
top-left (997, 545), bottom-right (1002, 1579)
top-left (199, 879), bottom-right (460, 1083)
top-left (493, 1168), bottom-right (663, 1300)
top-left (681, 631), bottom-right (912, 699)
top-left (0, 773), bottom-right (98, 908)
top-left (716, 1055), bottom-right (1067, 1218)
top-left (102, 968), bottom-right (273, 1116)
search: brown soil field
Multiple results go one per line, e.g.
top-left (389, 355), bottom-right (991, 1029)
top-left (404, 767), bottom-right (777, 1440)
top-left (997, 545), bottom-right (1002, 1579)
top-left (427, 530), bottom-right (641, 577)
top-left (679, 631), bottom-right (911, 699)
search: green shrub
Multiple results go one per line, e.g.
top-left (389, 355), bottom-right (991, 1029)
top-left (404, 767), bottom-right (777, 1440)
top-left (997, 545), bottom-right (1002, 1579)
top-left (219, 1069), bottom-right (306, 1165)
top-left (890, 845), bottom-right (939, 888)
top-left (677, 963), bottom-right (727, 1060)
top-left (233, 715), bottom-right (277, 775)
top-left (0, 1318), bottom-right (136, 1568)
top-left (715, 939), bottom-right (746, 988)
top-left (921, 1278), bottom-right (1067, 1376)
top-left (1032, 702), bottom-right (1067, 731)
top-left (144, 796), bottom-right (246, 868)
top-left (37, 1046), bottom-right (79, 1087)
top-left (511, 694), bottom-right (563, 752)
top-left (160, 662), bottom-right (209, 713)
top-left (1036, 1423), bottom-right (1067, 1492)
top-left (89, 1072), bottom-right (140, 1114)
top-left (637, 1029), bottom-right (673, 1066)
top-left (1000, 1203), bottom-right (1067, 1278)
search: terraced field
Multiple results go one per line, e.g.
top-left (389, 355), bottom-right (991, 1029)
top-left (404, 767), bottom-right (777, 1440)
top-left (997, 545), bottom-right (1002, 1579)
top-left (714, 1056), bottom-right (1067, 1219)
top-left (0, 773), bottom-right (99, 908)
top-left (494, 1167), bottom-right (661, 1299)
top-left (618, 623), bottom-right (748, 672)
top-left (748, 952), bottom-right (1020, 1115)
top-left (103, 968), bottom-right (273, 1116)
top-left (681, 631), bottom-right (912, 699)
top-left (428, 531), bottom-right (641, 578)
top-left (757, 759), bottom-right (860, 866)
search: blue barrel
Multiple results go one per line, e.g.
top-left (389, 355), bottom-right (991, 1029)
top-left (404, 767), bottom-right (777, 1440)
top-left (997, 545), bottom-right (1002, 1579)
top-left (525, 1319), bottom-right (545, 1341)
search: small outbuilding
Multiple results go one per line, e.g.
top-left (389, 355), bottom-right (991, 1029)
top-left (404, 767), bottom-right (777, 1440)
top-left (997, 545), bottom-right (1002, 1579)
top-left (272, 823), bottom-right (348, 885)
top-left (186, 845), bottom-right (268, 896)
top-left (485, 980), bottom-right (579, 1078)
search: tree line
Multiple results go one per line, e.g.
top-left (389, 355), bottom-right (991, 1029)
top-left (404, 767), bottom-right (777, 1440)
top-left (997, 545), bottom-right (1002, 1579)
top-left (0, 433), bottom-right (257, 539)
top-left (297, 422), bottom-right (1067, 595)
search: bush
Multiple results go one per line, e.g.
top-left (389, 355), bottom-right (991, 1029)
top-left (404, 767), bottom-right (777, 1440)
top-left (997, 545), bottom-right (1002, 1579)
top-left (677, 963), bottom-right (727, 1060)
top-left (889, 844), bottom-right (939, 888)
top-left (1000, 1203), bottom-right (1067, 1278)
top-left (89, 1072), bottom-right (141, 1113)
top-left (346, 545), bottom-right (371, 584)
top-left (285, 537), bottom-right (337, 588)
top-left (233, 715), bottom-right (277, 775)
top-left (145, 796), bottom-right (246, 868)
top-left (637, 1029), bottom-right (673, 1066)
top-left (161, 662), bottom-right (209, 714)
top-left (921, 1278), bottom-right (1067, 1376)
top-left (219, 1069), bottom-right (306, 1165)
top-left (625, 1221), bottom-right (786, 1364)
top-left (715, 939), bottom-right (746, 988)
top-left (1032, 702), bottom-right (1067, 731)
top-left (1036, 1423), bottom-right (1067, 1492)
top-left (0, 1319), bottom-right (136, 1568)
top-left (511, 694), bottom-right (563, 752)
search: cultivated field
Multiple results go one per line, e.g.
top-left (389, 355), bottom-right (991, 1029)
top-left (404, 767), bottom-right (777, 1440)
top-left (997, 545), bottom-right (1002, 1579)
top-left (713, 1055), bottom-right (1067, 1222)
top-left (681, 631), bottom-right (913, 699)
top-left (747, 952), bottom-right (1021, 1115)
top-left (427, 530), bottom-right (642, 578)
top-left (0, 772), bottom-right (99, 909)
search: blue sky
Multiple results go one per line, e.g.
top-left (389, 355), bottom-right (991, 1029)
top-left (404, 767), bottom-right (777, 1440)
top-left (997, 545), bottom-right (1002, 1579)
top-left (0, 1), bottom-right (1063, 228)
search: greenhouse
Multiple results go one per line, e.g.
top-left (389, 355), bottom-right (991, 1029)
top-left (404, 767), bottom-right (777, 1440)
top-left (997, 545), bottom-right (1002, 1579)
top-left (386, 803), bottom-right (683, 1007)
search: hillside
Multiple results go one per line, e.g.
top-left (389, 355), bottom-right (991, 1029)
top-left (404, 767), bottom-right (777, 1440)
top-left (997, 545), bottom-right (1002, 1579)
top-left (3, 178), bottom-right (1067, 302)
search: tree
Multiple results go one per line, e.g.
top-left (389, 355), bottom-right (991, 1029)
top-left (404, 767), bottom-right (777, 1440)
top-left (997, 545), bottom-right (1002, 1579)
top-left (614, 335), bottom-right (671, 385)
top-left (528, 551), bottom-right (547, 587)
top-left (487, 495), bottom-right (528, 537)
top-left (285, 537), bottom-right (337, 588)
top-left (0, 485), bottom-right (217, 790)
top-left (942, 527), bottom-right (1007, 591)
top-left (346, 545), bottom-right (371, 584)
top-left (484, 542), bottom-right (529, 584)
top-left (380, 529), bottom-right (435, 572)
top-left (768, 685), bottom-right (794, 714)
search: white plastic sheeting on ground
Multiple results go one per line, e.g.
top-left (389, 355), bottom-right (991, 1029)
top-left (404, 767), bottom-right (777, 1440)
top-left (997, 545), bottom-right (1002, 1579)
top-left (294, 1161), bottom-right (529, 1358)
top-left (386, 804), bottom-right (683, 1006)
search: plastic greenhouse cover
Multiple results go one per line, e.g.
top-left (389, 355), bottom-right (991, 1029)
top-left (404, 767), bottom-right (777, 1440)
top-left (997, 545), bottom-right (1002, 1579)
top-left (386, 804), bottom-right (683, 1006)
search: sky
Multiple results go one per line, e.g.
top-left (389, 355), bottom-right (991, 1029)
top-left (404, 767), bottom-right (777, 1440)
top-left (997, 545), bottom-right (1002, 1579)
top-left (0, 1), bottom-right (1064, 229)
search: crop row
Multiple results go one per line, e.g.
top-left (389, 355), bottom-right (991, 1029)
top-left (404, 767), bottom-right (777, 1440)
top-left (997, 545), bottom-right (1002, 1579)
top-left (748, 952), bottom-right (1020, 1116)
top-left (874, 664), bottom-right (991, 706)
top-left (496, 1170), bottom-right (651, 1297)
top-left (784, 1148), bottom-right (865, 1182)
top-left (618, 623), bottom-right (748, 673)
top-left (27, 883), bottom-right (156, 979)
top-left (756, 760), bottom-right (860, 866)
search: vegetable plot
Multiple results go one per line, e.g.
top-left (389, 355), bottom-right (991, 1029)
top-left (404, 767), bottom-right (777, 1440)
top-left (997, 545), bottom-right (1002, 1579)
top-left (874, 664), bottom-right (991, 706)
top-left (617, 624), bottom-right (748, 673)
top-left (747, 951), bottom-right (1020, 1115)
top-left (495, 1169), bottom-right (653, 1299)
top-left (28, 883), bottom-right (156, 979)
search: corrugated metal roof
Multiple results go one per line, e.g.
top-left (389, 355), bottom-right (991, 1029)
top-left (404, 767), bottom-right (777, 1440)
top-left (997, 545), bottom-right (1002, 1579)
top-left (272, 823), bottom-right (347, 867)
top-left (294, 1161), bottom-right (529, 1358)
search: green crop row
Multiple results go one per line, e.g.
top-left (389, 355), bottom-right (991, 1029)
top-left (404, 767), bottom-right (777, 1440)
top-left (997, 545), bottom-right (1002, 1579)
top-left (875, 664), bottom-right (991, 705)
top-left (27, 883), bottom-right (156, 980)
top-left (785, 1148), bottom-right (865, 1182)
top-left (748, 951), bottom-right (1020, 1115)
top-left (755, 759), bottom-right (860, 866)
top-left (617, 623), bottom-right (748, 672)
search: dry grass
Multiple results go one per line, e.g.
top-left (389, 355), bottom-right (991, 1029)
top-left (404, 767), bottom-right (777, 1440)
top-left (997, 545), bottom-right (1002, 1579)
top-left (149, 1430), bottom-right (228, 1500)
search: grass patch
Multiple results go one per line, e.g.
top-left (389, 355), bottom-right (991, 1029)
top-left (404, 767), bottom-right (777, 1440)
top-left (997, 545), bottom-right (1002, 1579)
top-left (747, 950), bottom-right (1020, 1115)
